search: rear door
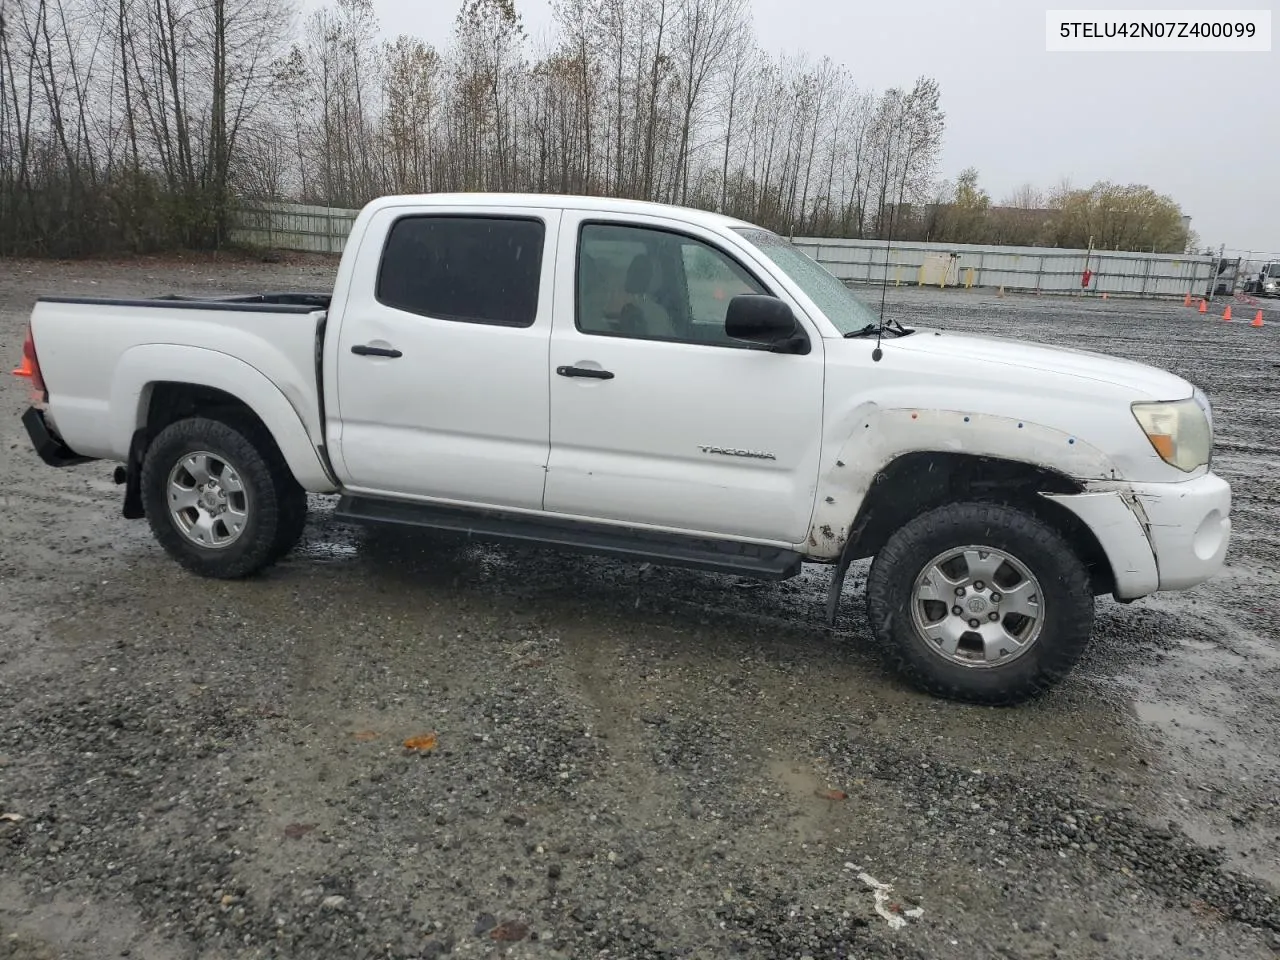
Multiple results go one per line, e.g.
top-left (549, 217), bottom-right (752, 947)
top-left (330, 205), bottom-right (560, 510)
top-left (543, 211), bottom-right (826, 544)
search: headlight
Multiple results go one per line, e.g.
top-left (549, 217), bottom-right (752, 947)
top-left (1131, 395), bottom-right (1212, 472)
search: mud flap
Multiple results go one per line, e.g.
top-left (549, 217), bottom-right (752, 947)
top-left (121, 428), bottom-right (147, 519)
top-left (825, 549), bottom-right (854, 626)
top-left (824, 514), bottom-right (871, 627)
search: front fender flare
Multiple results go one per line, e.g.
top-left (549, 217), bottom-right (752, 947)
top-left (808, 405), bottom-right (1117, 560)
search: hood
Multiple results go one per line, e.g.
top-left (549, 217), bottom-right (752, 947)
top-left (887, 328), bottom-right (1193, 400)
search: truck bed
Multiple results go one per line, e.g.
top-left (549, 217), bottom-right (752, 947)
top-left (29, 292), bottom-right (331, 465)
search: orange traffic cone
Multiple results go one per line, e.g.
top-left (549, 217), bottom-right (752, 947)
top-left (1222, 305), bottom-right (1233, 322)
top-left (1184, 292), bottom-right (1192, 307)
top-left (1253, 311), bottom-right (1265, 327)
top-left (1199, 299), bottom-right (1207, 314)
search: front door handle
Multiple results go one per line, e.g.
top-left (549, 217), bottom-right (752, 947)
top-left (556, 365), bottom-right (614, 380)
top-left (351, 344), bottom-right (403, 358)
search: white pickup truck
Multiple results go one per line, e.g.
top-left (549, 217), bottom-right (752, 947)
top-left (14, 193), bottom-right (1231, 704)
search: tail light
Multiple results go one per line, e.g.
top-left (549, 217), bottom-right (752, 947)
top-left (12, 324), bottom-right (48, 405)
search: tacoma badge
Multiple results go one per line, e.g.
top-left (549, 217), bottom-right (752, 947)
top-left (697, 445), bottom-right (777, 460)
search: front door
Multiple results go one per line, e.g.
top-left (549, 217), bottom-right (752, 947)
top-left (330, 206), bottom-right (561, 511)
top-left (544, 213), bottom-right (826, 544)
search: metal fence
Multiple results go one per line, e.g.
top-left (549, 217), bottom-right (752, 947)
top-left (789, 237), bottom-right (1225, 299)
top-left (231, 201), bottom-right (357, 255)
top-left (231, 202), bottom-right (1226, 299)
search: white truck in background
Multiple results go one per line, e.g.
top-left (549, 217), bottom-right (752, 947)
top-left (14, 193), bottom-right (1231, 704)
top-left (1242, 261), bottom-right (1280, 296)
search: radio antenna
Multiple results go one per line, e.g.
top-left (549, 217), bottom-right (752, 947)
top-left (872, 201), bottom-right (898, 363)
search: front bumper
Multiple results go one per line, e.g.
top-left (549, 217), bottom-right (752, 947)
top-left (1135, 472), bottom-right (1232, 591)
top-left (1044, 472), bottom-right (1231, 600)
top-left (22, 406), bottom-right (95, 468)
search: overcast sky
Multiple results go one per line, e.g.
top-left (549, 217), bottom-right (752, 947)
top-left (305, 0), bottom-right (1276, 254)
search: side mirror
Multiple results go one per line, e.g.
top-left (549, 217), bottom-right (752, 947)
top-left (725, 295), bottom-right (804, 352)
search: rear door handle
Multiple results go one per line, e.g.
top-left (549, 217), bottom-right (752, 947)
top-left (556, 365), bottom-right (614, 380)
top-left (351, 344), bottom-right (402, 358)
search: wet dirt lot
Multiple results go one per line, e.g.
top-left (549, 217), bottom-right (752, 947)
top-left (1, 255), bottom-right (1277, 960)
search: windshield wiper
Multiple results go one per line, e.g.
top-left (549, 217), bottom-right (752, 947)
top-left (844, 318), bottom-right (916, 339)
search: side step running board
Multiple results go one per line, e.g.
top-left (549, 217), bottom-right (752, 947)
top-left (334, 495), bottom-right (803, 580)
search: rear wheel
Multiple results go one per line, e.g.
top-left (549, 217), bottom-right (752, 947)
top-left (865, 502), bottom-right (1094, 705)
top-left (141, 416), bottom-right (307, 579)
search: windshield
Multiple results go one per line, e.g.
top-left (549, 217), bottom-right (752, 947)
top-left (734, 227), bottom-right (881, 334)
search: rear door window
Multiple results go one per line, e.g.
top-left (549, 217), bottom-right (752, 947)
top-left (376, 215), bottom-right (545, 327)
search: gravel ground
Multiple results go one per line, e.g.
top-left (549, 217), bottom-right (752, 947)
top-left (1, 254), bottom-right (1277, 960)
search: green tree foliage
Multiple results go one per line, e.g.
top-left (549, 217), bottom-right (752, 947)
top-left (920, 173), bottom-right (1190, 253)
top-left (936, 166), bottom-right (990, 243)
top-left (1049, 181), bottom-right (1190, 252)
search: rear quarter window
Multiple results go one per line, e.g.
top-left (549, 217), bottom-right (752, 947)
top-left (376, 215), bottom-right (545, 327)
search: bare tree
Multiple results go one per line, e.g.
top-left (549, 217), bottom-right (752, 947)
top-left (3, 0), bottom-right (1186, 257)
top-left (670, 0), bottom-right (741, 205)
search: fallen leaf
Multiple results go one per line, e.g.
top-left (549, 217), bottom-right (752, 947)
top-left (351, 730), bottom-right (379, 742)
top-left (403, 733), bottom-right (438, 751)
top-left (283, 823), bottom-right (316, 839)
top-left (489, 920), bottom-right (530, 942)
top-left (1188, 900), bottom-right (1224, 921)
top-left (0, 812), bottom-right (23, 823)
top-left (815, 789), bottom-right (847, 801)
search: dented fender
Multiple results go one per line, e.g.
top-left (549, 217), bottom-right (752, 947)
top-left (801, 405), bottom-right (1120, 560)
top-left (1041, 483), bottom-right (1159, 599)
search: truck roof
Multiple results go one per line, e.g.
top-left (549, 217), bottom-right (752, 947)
top-left (360, 192), bottom-right (766, 234)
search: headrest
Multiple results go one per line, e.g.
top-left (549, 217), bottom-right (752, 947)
top-left (624, 254), bottom-right (653, 295)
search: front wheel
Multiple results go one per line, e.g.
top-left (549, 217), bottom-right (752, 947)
top-left (140, 416), bottom-right (307, 579)
top-left (865, 502), bottom-right (1094, 705)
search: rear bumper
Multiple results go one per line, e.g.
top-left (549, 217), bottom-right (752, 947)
top-left (1043, 472), bottom-right (1231, 600)
top-left (22, 406), bottom-right (96, 468)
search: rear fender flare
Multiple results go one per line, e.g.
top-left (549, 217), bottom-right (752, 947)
top-left (108, 344), bottom-right (337, 491)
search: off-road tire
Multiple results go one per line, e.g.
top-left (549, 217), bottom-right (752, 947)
top-left (865, 501), bottom-right (1094, 705)
top-left (267, 487), bottom-right (309, 563)
top-left (141, 416), bottom-right (307, 579)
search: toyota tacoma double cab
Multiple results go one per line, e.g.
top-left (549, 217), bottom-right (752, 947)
top-left (14, 193), bottom-right (1231, 704)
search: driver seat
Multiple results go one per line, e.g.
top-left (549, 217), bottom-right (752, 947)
top-left (621, 254), bottom-right (677, 339)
